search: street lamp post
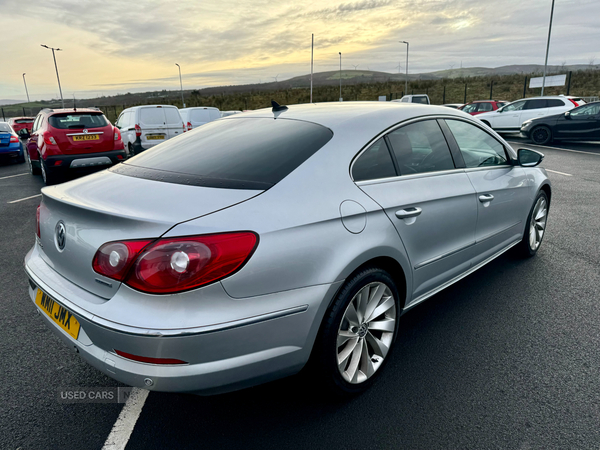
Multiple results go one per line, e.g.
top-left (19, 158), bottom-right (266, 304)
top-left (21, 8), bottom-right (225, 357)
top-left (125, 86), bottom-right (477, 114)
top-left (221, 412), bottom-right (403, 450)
top-left (339, 52), bottom-right (342, 101)
top-left (400, 41), bottom-right (409, 95)
top-left (22, 73), bottom-right (30, 103)
top-left (175, 63), bottom-right (186, 108)
top-left (541, 0), bottom-right (556, 96)
top-left (41, 45), bottom-right (64, 108)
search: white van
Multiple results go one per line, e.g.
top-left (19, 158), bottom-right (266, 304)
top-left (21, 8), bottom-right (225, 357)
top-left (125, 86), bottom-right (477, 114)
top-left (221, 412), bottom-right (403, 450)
top-left (116, 105), bottom-right (186, 156)
top-left (392, 94), bottom-right (431, 105)
top-left (179, 107), bottom-right (220, 131)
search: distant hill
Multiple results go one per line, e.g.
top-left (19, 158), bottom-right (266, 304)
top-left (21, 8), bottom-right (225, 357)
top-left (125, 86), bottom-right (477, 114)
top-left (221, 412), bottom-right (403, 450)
top-left (0, 99), bottom-right (26, 106)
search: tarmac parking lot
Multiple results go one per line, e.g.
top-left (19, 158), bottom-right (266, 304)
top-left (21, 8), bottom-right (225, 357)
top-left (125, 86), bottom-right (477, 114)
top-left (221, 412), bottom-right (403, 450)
top-left (1, 138), bottom-right (600, 449)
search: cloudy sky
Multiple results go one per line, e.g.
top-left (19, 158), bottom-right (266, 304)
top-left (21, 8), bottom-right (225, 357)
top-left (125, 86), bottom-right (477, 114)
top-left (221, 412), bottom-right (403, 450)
top-left (1, 0), bottom-right (598, 101)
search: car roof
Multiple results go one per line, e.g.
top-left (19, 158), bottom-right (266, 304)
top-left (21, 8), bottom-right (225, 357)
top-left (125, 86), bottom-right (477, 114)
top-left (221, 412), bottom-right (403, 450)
top-left (9, 116), bottom-right (35, 120)
top-left (43, 108), bottom-right (105, 115)
top-left (224, 101), bottom-right (466, 134)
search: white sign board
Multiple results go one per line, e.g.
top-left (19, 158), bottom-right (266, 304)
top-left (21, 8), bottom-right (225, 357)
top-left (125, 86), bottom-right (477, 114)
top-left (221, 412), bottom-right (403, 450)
top-left (378, 96), bottom-right (387, 101)
top-left (529, 74), bottom-right (566, 89)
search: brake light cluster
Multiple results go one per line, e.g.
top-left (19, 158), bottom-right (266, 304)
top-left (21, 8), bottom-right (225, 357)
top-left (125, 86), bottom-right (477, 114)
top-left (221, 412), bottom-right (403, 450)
top-left (92, 232), bottom-right (258, 294)
top-left (187, 122), bottom-right (192, 132)
top-left (113, 127), bottom-right (122, 141)
top-left (10, 135), bottom-right (19, 143)
top-left (568, 98), bottom-right (578, 107)
top-left (43, 132), bottom-right (57, 146)
top-left (135, 124), bottom-right (142, 137)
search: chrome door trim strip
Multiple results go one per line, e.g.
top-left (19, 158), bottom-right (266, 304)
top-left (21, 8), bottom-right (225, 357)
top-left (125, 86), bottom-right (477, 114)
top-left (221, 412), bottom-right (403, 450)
top-left (463, 165), bottom-right (513, 173)
top-left (25, 264), bottom-right (309, 338)
top-left (413, 241), bottom-right (476, 270)
top-left (402, 238), bottom-right (520, 313)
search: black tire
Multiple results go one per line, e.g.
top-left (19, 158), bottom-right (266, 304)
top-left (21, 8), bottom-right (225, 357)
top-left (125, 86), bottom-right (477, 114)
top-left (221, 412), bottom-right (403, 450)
top-left (314, 267), bottom-right (401, 396)
top-left (26, 150), bottom-right (41, 175)
top-left (515, 191), bottom-right (549, 258)
top-left (40, 155), bottom-right (60, 186)
top-left (128, 143), bottom-right (135, 158)
top-left (530, 125), bottom-right (552, 145)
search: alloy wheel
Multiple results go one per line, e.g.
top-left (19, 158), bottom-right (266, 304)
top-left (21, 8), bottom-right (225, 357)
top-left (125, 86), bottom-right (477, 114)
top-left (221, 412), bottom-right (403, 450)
top-left (336, 282), bottom-right (397, 384)
top-left (532, 127), bottom-right (550, 145)
top-left (529, 196), bottom-right (547, 251)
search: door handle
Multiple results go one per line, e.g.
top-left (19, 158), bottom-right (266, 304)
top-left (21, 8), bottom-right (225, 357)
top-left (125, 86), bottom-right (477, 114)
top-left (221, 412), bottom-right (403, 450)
top-left (478, 194), bottom-right (494, 202)
top-left (395, 207), bottom-right (422, 219)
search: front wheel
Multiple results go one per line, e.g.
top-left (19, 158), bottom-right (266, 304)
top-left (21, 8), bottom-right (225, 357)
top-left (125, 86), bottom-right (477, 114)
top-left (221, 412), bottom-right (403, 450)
top-left (316, 267), bottom-right (400, 396)
top-left (531, 126), bottom-right (552, 145)
top-left (515, 191), bottom-right (549, 258)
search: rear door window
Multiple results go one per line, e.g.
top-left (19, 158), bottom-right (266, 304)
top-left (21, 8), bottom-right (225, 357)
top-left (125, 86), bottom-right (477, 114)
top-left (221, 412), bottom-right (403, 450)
top-left (140, 108), bottom-right (166, 126)
top-left (352, 138), bottom-right (396, 182)
top-left (546, 99), bottom-right (566, 107)
top-left (524, 99), bottom-right (548, 110)
top-left (48, 113), bottom-right (108, 129)
top-left (191, 109), bottom-right (211, 123)
top-left (387, 120), bottom-right (455, 175)
top-left (114, 118), bottom-right (333, 190)
top-left (445, 119), bottom-right (509, 168)
top-left (478, 102), bottom-right (493, 112)
top-left (164, 107), bottom-right (182, 125)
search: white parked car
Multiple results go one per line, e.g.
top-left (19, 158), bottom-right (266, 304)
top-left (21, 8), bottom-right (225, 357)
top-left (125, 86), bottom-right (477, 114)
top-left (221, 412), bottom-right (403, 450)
top-left (392, 94), bottom-right (431, 105)
top-left (179, 107), bottom-right (221, 131)
top-left (115, 105), bottom-right (186, 156)
top-left (476, 96), bottom-right (585, 133)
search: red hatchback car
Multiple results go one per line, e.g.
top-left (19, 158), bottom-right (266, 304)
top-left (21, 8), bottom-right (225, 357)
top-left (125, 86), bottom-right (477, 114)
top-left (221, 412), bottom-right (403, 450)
top-left (24, 108), bottom-right (126, 185)
top-left (7, 117), bottom-right (35, 135)
top-left (459, 100), bottom-right (507, 116)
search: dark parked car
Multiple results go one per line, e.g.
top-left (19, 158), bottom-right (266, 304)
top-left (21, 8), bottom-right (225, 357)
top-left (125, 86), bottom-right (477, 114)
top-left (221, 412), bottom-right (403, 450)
top-left (520, 102), bottom-right (600, 145)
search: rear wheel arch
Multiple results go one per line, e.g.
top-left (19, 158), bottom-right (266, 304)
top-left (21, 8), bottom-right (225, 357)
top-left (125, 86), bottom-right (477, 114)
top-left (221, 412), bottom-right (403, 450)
top-left (331, 256), bottom-right (408, 311)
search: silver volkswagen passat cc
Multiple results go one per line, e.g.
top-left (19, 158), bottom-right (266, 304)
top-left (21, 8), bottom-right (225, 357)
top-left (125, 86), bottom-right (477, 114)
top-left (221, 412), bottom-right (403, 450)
top-left (25, 102), bottom-right (550, 395)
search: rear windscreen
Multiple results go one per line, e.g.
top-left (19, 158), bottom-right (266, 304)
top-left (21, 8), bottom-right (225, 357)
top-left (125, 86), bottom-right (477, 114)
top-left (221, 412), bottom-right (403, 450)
top-left (0, 123), bottom-right (12, 132)
top-left (140, 108), bottom-right (165, 125)
top-left (15, 119), bottom-right (34, 124)
top-left (112, 117), bottom-right (333, 190)
top-left (49, 113), bottom-right (108, 129)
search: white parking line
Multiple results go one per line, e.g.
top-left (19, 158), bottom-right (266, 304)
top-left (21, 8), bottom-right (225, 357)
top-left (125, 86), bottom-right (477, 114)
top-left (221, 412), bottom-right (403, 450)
top-left (546, 169), bottom-right (573, 177)
top-left (0, 172), bottom-right (28, 180)
top-left (7, 193), bottom-right (42, 204)
top-left (102, 388), bottom-right (149, 450)
top-left (507, 140), bottom-right (600, 157)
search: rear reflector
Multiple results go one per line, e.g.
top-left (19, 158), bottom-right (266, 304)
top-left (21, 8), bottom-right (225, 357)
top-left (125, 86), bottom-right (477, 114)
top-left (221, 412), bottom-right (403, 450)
top-left (53, 160), bottom-right (62, 166)
top-left (114, 349), bottom-right (187, 365)
top-left (36, 205), bottom-right (41, 239)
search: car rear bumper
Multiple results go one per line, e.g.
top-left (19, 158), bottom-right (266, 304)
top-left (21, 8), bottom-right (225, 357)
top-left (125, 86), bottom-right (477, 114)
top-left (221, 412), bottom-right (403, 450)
top-left (0, 143), bottom-right (22, 156)
top-left (24, 245), bottom-right (340, 394)
top-left (45, 150), bottom-right (126, 170)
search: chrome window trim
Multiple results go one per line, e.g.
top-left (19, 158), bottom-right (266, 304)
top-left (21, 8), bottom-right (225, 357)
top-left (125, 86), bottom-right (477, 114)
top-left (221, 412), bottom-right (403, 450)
top-left (355, 167), bottom-right (467, 186)
top-left (463, 164), bottom-right (513, 173)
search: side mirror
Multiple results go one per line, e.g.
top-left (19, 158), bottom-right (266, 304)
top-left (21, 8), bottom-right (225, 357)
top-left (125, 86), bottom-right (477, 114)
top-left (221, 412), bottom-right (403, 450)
top-left (564, 111), bottom-right (571, 119)
top-left (517, 148), bottom-right (544, 167)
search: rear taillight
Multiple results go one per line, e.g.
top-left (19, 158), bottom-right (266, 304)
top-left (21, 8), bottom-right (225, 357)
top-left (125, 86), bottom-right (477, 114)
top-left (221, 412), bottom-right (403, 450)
top-left (182, 123), bottom-right (186, 133)
top-left (36, 205), bottom-right (41, 239)
top-left (43, 132), bottom-right (56, 146)
top-left (92, 232), bottom-right (258, 294)
top-left (10, 135), bottom-right (19, 143)
top-left (114, 127), bottom-right (122, 141)
top-left (187, 122), bottom-right (192, 131)
top-left (92, 239), bottom-right (154, 282)
top-left (134, 124), bottom-right (142, 137)
top-left (568, 98), bottom-right (578, 107)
